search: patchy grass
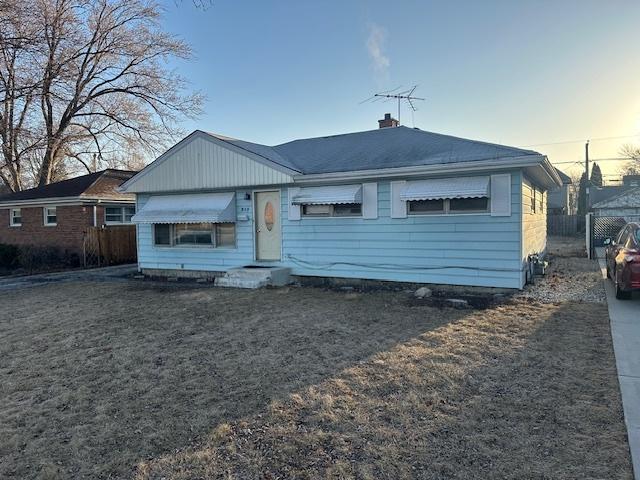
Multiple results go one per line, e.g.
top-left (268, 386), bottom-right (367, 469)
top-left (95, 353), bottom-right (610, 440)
top-left (0, 258), bottom-right (632, 478)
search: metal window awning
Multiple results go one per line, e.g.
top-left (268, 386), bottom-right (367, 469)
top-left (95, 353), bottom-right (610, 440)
top-left (131, 192), bottom-right (236, 224)
top-left (400, 176), bottom-right (490, 201)
top-left (291, 184), bottom-right (362, 205)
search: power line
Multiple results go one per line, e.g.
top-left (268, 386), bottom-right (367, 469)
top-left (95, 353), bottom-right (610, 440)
top-left (552, 157), bottom-right (631, 165)
top-left (522, 134), bottom-right (639, 148)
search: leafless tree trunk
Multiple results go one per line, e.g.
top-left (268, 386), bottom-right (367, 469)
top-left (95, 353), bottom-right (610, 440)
top-left (0, 0), bottom-right (203, 191)
top-left (0, 1), bottom-right (42, 192)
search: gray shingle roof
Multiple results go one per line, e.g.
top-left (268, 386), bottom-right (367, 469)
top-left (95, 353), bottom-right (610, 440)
top-left (207, 126), bottom-right (541, 175)
top-left (592, 186), bottom-right (640, 209)
top-left (589, 186), bottom-right (631, 206)
top-left (0, 169), bottom-right (137, 202)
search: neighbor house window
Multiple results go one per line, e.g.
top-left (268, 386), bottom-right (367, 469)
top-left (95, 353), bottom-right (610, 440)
top-left (105, 206), bottom-right (136, 224)
top-left (44, 206), bottom-right (57, 226)
top-left (10, 208), bottom-right (22, 226)
top-left (301, 203), bottom-right (362, 217)
top-left (408, 198), bottom-right (489, 215)
top-left (153, 223), bottom-right (236, 248)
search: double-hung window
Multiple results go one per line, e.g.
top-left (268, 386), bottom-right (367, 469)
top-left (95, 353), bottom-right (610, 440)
top-left (293, 185), bottom-right (364, 218)
top-left (301, 203), bottom-right (362, 217)
top-left (44, 206), bottom-right (57, 226)
top-left (105, 206), bottom-right (136, 224)
top-left (153, 223), bottom-right (236, 248)
top-left (402, 177), bottom-right (491, 216)
top-left (10, 208), bottom-right (21, 226)
top-left (407, 197), bottom-right (489, 215)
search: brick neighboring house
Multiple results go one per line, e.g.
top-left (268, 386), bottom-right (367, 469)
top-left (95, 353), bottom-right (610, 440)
top-left (0, 169), bottom-right (137, 256)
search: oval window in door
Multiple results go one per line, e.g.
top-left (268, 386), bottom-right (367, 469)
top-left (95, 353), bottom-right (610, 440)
top-left (264, 201), bottom-right (275, 231)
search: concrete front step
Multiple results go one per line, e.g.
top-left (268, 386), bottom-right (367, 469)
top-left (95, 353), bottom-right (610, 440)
top-left (215, 266), bottom-right (291, 289)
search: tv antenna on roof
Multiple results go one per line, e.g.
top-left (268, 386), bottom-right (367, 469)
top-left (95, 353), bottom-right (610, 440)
top-left (360, 85), bottom-right (425, 125)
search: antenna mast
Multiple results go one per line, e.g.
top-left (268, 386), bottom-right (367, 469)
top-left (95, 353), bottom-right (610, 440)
top-left (369, 85), bottom-right (425, 125)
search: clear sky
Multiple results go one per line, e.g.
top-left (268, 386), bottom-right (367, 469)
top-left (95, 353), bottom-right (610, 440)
top-left (160, 0), bottom-right (640, 182)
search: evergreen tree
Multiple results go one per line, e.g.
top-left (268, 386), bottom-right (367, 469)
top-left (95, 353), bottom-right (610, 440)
top-left (577, 172), bottom-right (588, 215)
top-left (590, 163), bottom-right (603, 187)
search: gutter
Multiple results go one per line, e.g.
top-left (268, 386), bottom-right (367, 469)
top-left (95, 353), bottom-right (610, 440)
top-left (115, 154), bottom-right (563, 195)
top-left (0, 196), bottom-right (136, 209)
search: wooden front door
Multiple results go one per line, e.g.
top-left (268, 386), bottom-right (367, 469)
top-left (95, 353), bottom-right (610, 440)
top-left (255, 191), bottom-right (281, 261)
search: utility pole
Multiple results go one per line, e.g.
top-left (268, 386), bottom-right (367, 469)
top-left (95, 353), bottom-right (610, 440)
top-left (585, 141), bottom-right (590, 211)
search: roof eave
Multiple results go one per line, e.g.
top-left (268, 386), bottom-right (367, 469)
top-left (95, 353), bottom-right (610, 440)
top-left (292, 155), bottom-right (560, 187)
top-left (0, 196), bottom-right (135, 208)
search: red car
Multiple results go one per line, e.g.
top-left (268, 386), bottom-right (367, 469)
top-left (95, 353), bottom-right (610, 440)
top-left (605, 222), bottom-right (640, 299)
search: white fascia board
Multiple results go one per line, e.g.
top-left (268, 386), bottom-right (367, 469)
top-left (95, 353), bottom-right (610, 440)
top-left (118, 130), bottom-right (300, 193)
top-left (292, 155), bottom-right (551, 185)
top-left (0, 196), bottom-right (135, 208)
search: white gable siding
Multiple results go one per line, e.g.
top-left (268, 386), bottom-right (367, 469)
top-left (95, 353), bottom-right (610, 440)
top-left (126, 135), bottom-right (294, 193)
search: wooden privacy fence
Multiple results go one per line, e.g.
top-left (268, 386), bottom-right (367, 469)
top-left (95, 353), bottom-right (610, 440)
top-left (83, 225), bottom-right (137, 267)
top-left (547, 215), bottom-right (584, 236)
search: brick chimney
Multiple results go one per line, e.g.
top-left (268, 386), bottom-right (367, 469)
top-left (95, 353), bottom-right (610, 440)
top-left (378, 113), bottom-right (399, 129)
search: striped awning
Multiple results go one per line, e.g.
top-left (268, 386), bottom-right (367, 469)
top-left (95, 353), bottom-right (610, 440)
top-left (132, 192), bottom-right (236, 224)
top-left (291, 184), bottom-right (362, 205)
top-left (400, 176), bottom-right (490, 201)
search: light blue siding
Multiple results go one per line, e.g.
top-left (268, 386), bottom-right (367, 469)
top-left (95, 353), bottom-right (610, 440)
top-left (136, 170), bottom-right (525, 288)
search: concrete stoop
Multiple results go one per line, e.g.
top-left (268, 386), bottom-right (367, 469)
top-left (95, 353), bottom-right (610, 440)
top-left (215, 266), bottom-right (291, 289)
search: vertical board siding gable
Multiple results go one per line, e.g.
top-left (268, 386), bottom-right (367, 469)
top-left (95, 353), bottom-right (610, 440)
top-left (126, 135), bottom-right (294, 193)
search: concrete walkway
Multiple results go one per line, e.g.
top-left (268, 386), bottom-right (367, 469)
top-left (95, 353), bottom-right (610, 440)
top-left (0, 264), bottom-right (137, 291)
top-left (597, 248), bottom-right (640, 479)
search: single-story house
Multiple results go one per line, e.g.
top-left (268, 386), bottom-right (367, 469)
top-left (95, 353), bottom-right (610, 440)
top-left (547, 167), bottom-right (574, 215)
top-left (589, 175), bottom-right (640, 209)
top-left (120, 116), bottom-right (561, 289)
top-left (0, 169), bottom-right (137, 255)
top-left (592, 187), bottom-right (640, 219)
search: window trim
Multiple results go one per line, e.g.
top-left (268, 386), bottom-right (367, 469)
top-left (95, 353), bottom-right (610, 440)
top-left (153, 223), bottom-right (237, 249)
top-left (43, 206), bottom-right (57, 226)
top-left (104, 205), bottom-right (136, 225)
top-left (9, 208), bottom-right (22, 227)
top-left (301, 203), bottom-right (363, 218)
top-left (407, 197), bottom-right (490, 216)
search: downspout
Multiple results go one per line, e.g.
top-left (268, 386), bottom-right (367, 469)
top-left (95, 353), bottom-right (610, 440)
top-left (93, 200), bottom-right (101, 227)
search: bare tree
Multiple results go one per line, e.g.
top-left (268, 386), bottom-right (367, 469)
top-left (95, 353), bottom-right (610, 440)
top-left (0, 0), bottom-right (203, 191)
top-left (0, 1), bottom-right (42, 191)
top-left (620, 144), bottom-right (640, 175)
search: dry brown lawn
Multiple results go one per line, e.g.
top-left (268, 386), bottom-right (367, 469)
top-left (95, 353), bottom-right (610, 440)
top-left (0, 249), bottom-right (633, 479)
